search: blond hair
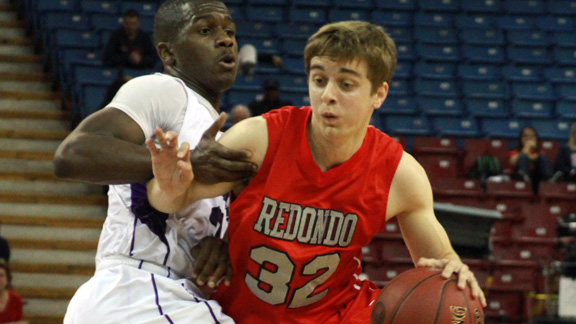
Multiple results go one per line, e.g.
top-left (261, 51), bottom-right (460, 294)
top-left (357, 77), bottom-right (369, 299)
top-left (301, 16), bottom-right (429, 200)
top-left (304, 21), bottom-right (397, 94)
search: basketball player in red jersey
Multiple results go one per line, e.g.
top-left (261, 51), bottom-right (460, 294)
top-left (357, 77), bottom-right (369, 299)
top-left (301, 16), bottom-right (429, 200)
top-left (147, 21), bottom-right (487, 324)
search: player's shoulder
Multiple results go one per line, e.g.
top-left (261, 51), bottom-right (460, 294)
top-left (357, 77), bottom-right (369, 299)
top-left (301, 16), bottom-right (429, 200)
top-left (121, 73), bottom-right (186, 97)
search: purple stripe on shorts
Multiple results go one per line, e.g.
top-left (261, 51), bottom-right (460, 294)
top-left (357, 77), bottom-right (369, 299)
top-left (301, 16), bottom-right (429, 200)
top-left (151, 274), bottom-right (175, 323)
top-left (193, 296), bottom-right (221, 324)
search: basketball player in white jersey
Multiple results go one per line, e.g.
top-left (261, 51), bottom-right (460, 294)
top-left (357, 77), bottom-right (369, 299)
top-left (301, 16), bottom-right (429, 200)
top-left (54, 1), bottom-right (255, 323)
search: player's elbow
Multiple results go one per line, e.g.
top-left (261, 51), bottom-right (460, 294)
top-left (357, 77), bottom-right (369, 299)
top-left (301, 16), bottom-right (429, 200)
top-left (53, 142), bottom-right (78, 180)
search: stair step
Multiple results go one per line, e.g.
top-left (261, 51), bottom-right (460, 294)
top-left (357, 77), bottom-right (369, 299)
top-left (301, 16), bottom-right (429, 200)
top-left (0, 89), bottom-right (59, 100)
top-left (13, 272), bottom-right (91, 290)
top-left (0, 202), bottom-right (106, 218)
top-left (0, 149), bottom-right (53, 160)
top-left (0, 138), bottom-right (62, 152)
top-left (0, 70), bottom-right (49, 81)
top-left (3, 223), bottom-right (101, 240)
top-left (0, 26), bottom-right (24, 38)
top-left (0, 53), bottom-right (42, 63)
top-left (0, 117), bottom-right (69, 130)
top-left (7, 238), bottom-right (98, 251)
top-left (0, 36), bottom-right (30, 46)
top-left (20, 286), bottom-right (76, 300)
top-left (0, 80), bottom-right (52, 92)
top-left (0, 61), bottom-right (46, 74)
top-left (0, 179), bottom-right (104, 195)
top-left (0, 170), bottom-right (57, 181)
top-left (25, 302), bottom-right (68, 322)
top-left (0, 157), bottom-right (54, 173)
top-left (0, 98), bottom-right (59, 110)
top-left (26, 313), bottom-right (66, 324)
top-left (11, 248), bottom-right (96, 266)
top-left (0, 192), bottom-right (107, 205)
top-left (11, 262), bottom-right (95, 276)
top-left (0, 108), bottom-right (69, 121)
top-left (0, 215), bottom-right (104, 229)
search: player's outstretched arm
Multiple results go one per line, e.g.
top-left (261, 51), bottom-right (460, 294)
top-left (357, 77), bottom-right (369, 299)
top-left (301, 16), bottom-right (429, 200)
top-left (146, 128), bottom-right (194, 213)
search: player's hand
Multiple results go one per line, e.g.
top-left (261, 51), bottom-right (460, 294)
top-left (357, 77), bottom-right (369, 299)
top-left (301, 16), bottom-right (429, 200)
top-left (416, 257), bottom-right (487, 307)
top-left (191, 112), bottom-right (257, 184)
top-left (146, 127), bottom-right (193, 198)
top-left (191, 236), bottom-right (232, 289)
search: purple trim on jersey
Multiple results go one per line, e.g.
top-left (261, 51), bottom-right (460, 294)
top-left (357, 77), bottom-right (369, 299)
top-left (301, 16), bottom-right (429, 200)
top-left (151, 273), bottom-right (174, 323)
top-left (129, 214), bottom-right (138, 257)
top-left (138, 260), bottom-right (144, 269)
top-left (130, 183), bottom-right (171, 265)
top-left (193, 295), bottom-right (221, 324)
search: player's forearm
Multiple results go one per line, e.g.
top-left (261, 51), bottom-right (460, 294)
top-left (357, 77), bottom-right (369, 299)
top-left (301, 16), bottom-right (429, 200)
top-left (147, 178), bottom-right (190, 213)
top-left (54, 133), bottom-right (153, 185)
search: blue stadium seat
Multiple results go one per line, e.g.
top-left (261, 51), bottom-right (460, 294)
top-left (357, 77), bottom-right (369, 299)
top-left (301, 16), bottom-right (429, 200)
top-left (122, 68), bottom-right (156, 79)
top-left (237, 36), bottom-right (280, 55)
top-left (414, 12), bottom-right (454, 27)
top-left (496, 16), bottom-right (535, 30)
top-left (414, 62), bottom-right (456, 79)
top-left (544, 66), bottom-right (576, 83)
top-left (388, 79), bottom-right (412, 96)
top-left (510, 99), bottom-right (554, 118)
top-left (333, 0), bottom-right (374, 9)
top-left (281, 38), bottom-right (307, 57)
top-left (89, 13), bottom-right (122, 33)
top-left (292, 0), bottom-right (331, 7)
top-left (289, 7), bottom-right (326, 24)
top-left (455, 13), bottom-right (496, 29)
top-left (418, 97), bottom-right (464, 116)
top-left (465, 98), bottom-right (509, 118)
top-left (379, 96), bottom-right (418, 115)
top-left (283, 91), bottom-right (309, 107)
top-left (72, 65), bottom-right (119, 118)
top-left (226, 5), bottom-right (244, 20)
top-left (247, 0), bottom-right (287, 5)
top-left (419, 0), bottom-right (460, 12)
top-left (274, 74), bottom-right (308, 93)
top-left (502, 65), bottom-right (543, 82)
top-left (384, 115), bottom-right (434, 136)
top-left (81, 1), bottom-right (118, 15)
top-left (282, 56), bottom-right (306, 74)
top-left (53, 29), bottom-right (99, 51)
top-left (508, 45), bottom-right (553, 65)
top-left (554, 47), bottom-right (576, 66)
top-left (461, 44), bottom-right (506, 64)
top-left (396, 42), bottom-right (419, 61)
top-left (555, 32), bottom-right (576, 48)
top-left (556, 100), bottom-right (576, 119)
top-left (119, 2), bottom-right (157, 17)
top-left (511, 82), bottom-right (556, 101)
top-left (503, 0), bottom-right (546, 15)
top-left (227, 89), bottom-right (259, 107)
top-left (414, 26), bottom-right (458, 44)
top-left (461, 0), bottom-right (502, 13)
top-left (247, 5), bottom-right (286, 22)
top-left (462, 80), bottom-right (508, 99)
top-left (329, 8), bottom-right (369, 22)
top-left (547, 0), bottom-right (576, 16)
top-left (42, 12), bottom-right (90, 58)
top-left (432, 116), bottom-right (481, 137)
top-left (236, 21), bottom-right (273, 38)
top-left (374, 0), bottom-right (417, 11)
top-left (139, 15), bottom-right (154, 34)
top-left (81, 84), bottom-right (108, 120)
top-left (414, 79), bottom-right (460, 97)
top-left (418, 44), bottom-right (461, 63)
top-left (536, 16), bottom-right (574, 32)
top-left (507, 30), bottom-right (553, 47)
top-left (275, 22), bottom-right (319, 39)
top-left (557, 84), bottom-right (576, 100)
top-left (481, 118), bottom-right (524, 139)
top-left (459, 28), bottom-right (505, 45)
top-left (394, 61), bottom-right (413, 79)
top-left (386, 27), bottom-right (413, 43)
top-left (231, 74), bottom-right (265, 91)
top-left (458, 64), bottom-right (502, 80)
top-left (58, 49), bottom-right (102, 95)
top-left (371, 11), bottom-right (413, 27)
top-left (530, 119), bottom-right (574, 140)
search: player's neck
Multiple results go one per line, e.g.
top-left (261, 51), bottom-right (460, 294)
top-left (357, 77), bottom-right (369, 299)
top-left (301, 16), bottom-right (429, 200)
top-left (307, 125), bottom-right (365, 172)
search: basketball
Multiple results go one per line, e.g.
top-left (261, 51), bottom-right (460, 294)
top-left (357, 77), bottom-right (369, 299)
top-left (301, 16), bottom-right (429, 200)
top-left (371, 267), bottom-right (484, 324)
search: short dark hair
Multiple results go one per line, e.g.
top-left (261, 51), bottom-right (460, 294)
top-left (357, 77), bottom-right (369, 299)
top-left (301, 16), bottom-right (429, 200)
top-left (123, 9), bottom-right (140, 19)
top-left (154, 0), bottom-right (212, 45)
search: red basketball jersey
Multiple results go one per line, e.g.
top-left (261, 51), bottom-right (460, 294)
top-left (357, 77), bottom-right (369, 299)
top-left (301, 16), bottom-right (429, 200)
top-left (214, 106), bottom-right (403, 323)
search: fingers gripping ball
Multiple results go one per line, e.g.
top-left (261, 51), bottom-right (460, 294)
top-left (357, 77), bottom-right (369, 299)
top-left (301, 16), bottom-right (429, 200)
top-left (371, 268), bottom-right (484, 324)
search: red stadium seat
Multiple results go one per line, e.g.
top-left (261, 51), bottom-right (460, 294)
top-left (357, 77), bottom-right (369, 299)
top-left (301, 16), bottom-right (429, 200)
top-left (538, 182), bottom-right (576, 204)
top-left (416, 155), bottom-right (461, 181)
top-left (411, 136), bottom-right (460, 157)
top-left (431, 177), bottom-right (485, 201)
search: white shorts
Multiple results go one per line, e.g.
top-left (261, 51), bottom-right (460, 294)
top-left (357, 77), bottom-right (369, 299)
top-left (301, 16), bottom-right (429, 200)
top-left (64, 261), bottom-right (234, 324)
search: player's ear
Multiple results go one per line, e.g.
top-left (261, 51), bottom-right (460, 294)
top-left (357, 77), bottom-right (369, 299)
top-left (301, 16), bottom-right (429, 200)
top-left (157, 42), bottom-right (175, 66)
top-left (373, 82), bottom-right (388, 110)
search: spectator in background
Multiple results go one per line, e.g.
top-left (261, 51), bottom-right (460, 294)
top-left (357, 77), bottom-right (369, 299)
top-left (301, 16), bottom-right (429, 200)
top-left (237, 44), bottom-right (283, 75)
top-left (102, 9), bottom-right (157, 70)
top-left (509, 126), bottom-right (553, 193)
top-left (230, 104), bottom-right (251, 125)
top-left (248, 78), bottom-right (293, 116)
top-left (0, 237), bottom-right (8, 265)
top-left (554, 122), bottom-right (576, 183)
top-left (0, 262), bottom-right (28, 324)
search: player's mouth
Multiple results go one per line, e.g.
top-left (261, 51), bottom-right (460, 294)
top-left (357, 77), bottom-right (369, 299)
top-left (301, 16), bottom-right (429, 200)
top-left (218, 53), bottom-right (236, 70)
top-left (322, 112), bottom-right (338, 122)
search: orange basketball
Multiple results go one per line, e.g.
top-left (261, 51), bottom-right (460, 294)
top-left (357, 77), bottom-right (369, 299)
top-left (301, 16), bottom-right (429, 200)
top-left (371, 268), bottom-right (484, 324)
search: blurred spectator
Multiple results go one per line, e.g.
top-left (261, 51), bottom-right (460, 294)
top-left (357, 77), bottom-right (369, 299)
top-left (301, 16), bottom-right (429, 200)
top-left (0, 262), bottom-right (28, 324)
top-left (509, 126), bottom-right (553, 193)
top-left (230, 104), bottom-right (251, 125)
top-left (102, 10), bottom-right (157, 69)
top-left (238, 44), bottom-right (283, 75)
top-left (554, 122), bottom-right (576, 182)
top-left (248, 78), bottom-right (293, 116)
top-left (0, 237), bottom-right (8, 264)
